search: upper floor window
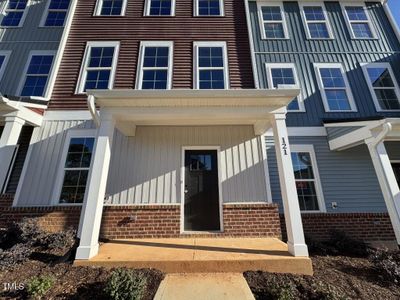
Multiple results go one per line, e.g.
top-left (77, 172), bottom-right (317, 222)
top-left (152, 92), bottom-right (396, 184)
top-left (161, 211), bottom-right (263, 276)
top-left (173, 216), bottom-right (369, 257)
top-left (1, 0), bottom-right (29, 27)
top-left (19, 52), bottom-right (55, 97)
top-left (136, 41), bottom-right (173, 89)
top-left (77, 41), bottom-right (119, 93)
top-left (42, 0), bottom-right (70, 27)
top-left (258, 3), bottom-right (288, 39)
top-left (145, 0), bottom-right (174, 16)
top-left (314, 63), bottom-right (357, 112)
top-left (265, 63), bottom-right (304, 112)
top-left (95, 0), bottom-right (127, 16)
top-left (194, 42), bottom-right (229, 89)
top-left (342, 5), bottom-right (376, 39)
top-left (361, 63), bottom-right (400, 111)
top-left (0, 51), bottom-right (11, 82)
top-left (195, 0), bottom-right (223, 16)
top-left (300, 4), bottom-right (332, 39)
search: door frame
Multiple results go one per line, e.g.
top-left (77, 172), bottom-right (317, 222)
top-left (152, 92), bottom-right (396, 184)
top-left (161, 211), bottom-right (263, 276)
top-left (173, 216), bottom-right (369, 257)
top-left (180, 146), bottom-right (224, 233)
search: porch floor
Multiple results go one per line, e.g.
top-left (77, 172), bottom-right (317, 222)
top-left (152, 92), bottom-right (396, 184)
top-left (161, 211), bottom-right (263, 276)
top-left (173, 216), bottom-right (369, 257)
top-left (74, 238), bottom-right (313, 275)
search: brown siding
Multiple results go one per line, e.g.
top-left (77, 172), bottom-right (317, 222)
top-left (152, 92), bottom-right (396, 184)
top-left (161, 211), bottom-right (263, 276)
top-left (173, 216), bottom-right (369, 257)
top-left (49, 0), bottom-right (254, 110)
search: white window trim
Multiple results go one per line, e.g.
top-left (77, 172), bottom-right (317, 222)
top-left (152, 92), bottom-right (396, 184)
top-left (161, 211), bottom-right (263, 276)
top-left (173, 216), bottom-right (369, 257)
top-left (257, 1), bottom-right (289, 40)
top-left (290, 144), bottom-right (326, 213)
top-left (76, 41), bottom-right (120, 94)
top-left (361, 62), bottom-right (400, 112)
top-left (144, 0), bottom-right (175, 16)
top-left (314, 63), bottom-right (357, 113)
top-left (265, 63), bottom-right (305, 112)
top-left (194, 0), bottom-right (224, 17)
top-left (52, 129), bottom-right (97, 206)
top-left (0, 0), bottom-right (30, 28)
top-left (0, 50), bottom-right (11, 82)
top-left (39, 0), bottom-right (71, 27)
top-left (17, 50), bottom-right (56, 98)
top-left (299, 2), bottom-right (333, 40)
top-left (94, 0), bottom-right (127, 16)
top-left (341, 2), bottom-right (377, 40)
top-left (135, 41), bottom-right (173, 90)
top-left (193, 41), bottom-right (229, 90)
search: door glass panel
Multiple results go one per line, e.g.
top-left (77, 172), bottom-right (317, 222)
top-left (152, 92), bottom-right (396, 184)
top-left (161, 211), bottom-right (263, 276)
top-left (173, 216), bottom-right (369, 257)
top-left (392, 163), bottom-right (400, 188)
top-left (189, 154), bottom-right (212, 171)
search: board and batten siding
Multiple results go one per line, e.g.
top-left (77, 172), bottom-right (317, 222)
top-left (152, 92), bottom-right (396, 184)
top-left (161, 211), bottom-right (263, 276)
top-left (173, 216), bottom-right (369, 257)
top-left (249, 1), bottom-right (400, 127)
top-left (266, 136), bottom-right (387, 213)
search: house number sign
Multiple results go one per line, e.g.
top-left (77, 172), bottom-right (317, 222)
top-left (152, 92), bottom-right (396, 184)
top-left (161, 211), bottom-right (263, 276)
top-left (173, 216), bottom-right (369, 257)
top-left (281, 137), bottom-right (288, 155)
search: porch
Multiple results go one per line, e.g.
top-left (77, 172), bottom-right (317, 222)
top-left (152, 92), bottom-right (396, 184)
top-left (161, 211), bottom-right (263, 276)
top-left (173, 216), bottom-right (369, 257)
top-left (74, 237), bottom-right (313, 275)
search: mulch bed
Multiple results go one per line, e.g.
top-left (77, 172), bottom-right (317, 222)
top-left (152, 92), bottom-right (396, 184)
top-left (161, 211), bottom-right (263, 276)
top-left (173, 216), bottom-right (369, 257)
top-left (245, 254), bottom-right (400, 300)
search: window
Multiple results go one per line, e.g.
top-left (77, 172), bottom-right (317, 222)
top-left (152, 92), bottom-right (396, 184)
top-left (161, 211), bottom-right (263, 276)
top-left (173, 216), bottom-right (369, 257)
top-left (258, 3), bottom-right (288, 39)
top-left (314, 63), bottom-right (356, 112)
top-left (0, 51), bottom-right (11, 82)
top-left (95, 0), bottom-right (127, 16)
top-left (190, 154), bottom-right (212, 171)
top-left (194, 42), bottom-right (229, 89)
top-left (58, 136), bottom-right (95, 204)
top-left (145, 0), bottom-right (174, 16)
top-left (265, 63), bottom-right (304, 111)
top-left (195, 0), bottom-right (223, 16)
top-left (300, 3), bottom-right (332, 39)
top-left (136, 41), bottom-right (173, 89)
top-left (41, 0), bottom-right (70, 27)
top-left (361, 63), bottom-right (400, 111)
top-left (291, 145), bottom-right (325, 212)
top-left (19, 52), bottom-right (55, 97)
top-left (1, 0), bottom-right (29, 27)
top-left (77, 41), bottom-right (119, 93)
top-left (342, 4), bottom-right (375, 39)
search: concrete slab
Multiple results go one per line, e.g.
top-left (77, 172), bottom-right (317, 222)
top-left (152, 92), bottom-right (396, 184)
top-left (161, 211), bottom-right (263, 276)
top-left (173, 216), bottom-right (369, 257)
top-left (154, 273), bottom-right (255, 300)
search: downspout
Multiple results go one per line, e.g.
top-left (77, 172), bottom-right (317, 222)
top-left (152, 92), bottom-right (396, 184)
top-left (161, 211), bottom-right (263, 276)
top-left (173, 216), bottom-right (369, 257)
top-left (369, 122), bottom-right (392, 147)
top-left (87, 94), bottom-right (100, 128)
top-left (382, 0), bottom-right (400, 44)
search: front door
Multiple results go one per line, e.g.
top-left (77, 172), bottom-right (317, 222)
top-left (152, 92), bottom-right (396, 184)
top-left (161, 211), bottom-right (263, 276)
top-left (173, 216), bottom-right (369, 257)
top-left (392, 163), bottom-right (400, 188)
top-left (184, 150), bottom-right (220, 231)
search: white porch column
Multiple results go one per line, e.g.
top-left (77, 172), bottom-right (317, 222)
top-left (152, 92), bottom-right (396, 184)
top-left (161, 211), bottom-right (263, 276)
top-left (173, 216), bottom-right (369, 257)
top-left (75, 117), bottom-right (115, 260)
top-left (366, 139), bottom-right (400, 244)
top-left (272, 112), bottom-right (309, 257)
top-left (0, 116), bottom-right (25, 192)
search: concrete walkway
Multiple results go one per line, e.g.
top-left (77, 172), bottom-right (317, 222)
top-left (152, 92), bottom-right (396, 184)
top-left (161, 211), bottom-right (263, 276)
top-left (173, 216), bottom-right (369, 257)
top-left (154, 273), bottom-right (255, 300)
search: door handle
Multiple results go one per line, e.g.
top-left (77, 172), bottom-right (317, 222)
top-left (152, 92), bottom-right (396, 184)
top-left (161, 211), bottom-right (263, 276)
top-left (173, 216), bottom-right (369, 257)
top-left (184, 189), bottom-right (188, 194)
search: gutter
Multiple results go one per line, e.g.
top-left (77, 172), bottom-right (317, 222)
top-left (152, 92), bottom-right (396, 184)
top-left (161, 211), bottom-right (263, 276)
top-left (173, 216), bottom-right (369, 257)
top-left (369, 122), bottom-right (393, 147)
top-left (87, 94), bottom-right (100, 128)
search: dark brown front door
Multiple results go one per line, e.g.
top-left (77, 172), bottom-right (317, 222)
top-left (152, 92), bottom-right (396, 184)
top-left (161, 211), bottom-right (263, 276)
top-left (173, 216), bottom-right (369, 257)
top-left (184, 150), bottom-right (220, 231)
top-left (392, 163), bottom-right (400, 188)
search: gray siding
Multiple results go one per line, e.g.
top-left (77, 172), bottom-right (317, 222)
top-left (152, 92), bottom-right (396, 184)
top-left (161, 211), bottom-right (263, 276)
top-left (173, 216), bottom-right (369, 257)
top-left (326, 126), bottom-right (362, 140)
top-left (385, 141), bottom-right (400, 161)
top-left (266, 136), bottom-right (387, 213)
top-left (249, 1), bottom-right (400, 127)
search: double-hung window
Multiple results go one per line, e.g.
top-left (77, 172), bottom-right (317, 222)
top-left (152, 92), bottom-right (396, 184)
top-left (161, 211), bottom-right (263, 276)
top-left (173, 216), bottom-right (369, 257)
top-left (291, 145), bottom-right (325, 212)
top-left (300, 3), bottom-right (332, 39)
top-left (95, 0), bottom-right (127, 16)
top-left (265, 63), bottom-right (304, 111)
top-left (42, 0), bottom-right (70, 27)
top-left (145, 0), bottom-right (174, 16)
top-left (77, 41), bottom-right (119, 93)
top-left (195, 0), bottom-right (223, 16)
top-left (137, 41), bottom-right (173, 89)
top-left (1, 0), bottom-right (29, 27)
top-left (361, 63), bottom-right (400, 111)
top-left (19, 52), bottom-right (55, 97)
top-left (0, 51), bottom-right (11, 82)
top-left (314, 63), bottom-right (356, 112)
top-left (342, 4), bottom-right (375, 39)
top-left (194, 42), bottom-right (229, 89)
top-left (258, 3), bottom-right (288, 39)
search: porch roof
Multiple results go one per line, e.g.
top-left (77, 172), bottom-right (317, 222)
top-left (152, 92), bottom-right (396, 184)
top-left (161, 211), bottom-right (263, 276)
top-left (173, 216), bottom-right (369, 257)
top-left (0, 96), bottom-right (43, 126)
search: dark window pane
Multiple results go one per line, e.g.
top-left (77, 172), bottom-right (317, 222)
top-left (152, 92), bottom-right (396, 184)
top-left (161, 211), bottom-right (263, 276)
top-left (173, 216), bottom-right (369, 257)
top-left (304, 6), bottom-right (325, 21)
top-left (287, 98), bottom-right (300, 111)
top-left (308, 23), bottom-right (329, 38)
top-left (271, 68), bottom-right (295, 87)
top-left (346, 6), bottom-right (368, 21)
top-left (296, 181), bottom-right (319, 211)
top-left (49, 0), bottom-right (70, 10)
top-left (375, 89), bottom-right (400, 110)
top-left (149, 0), bottom-right (171, 15)
top-left (320, 68), bottom-right (345, 88)
top-left (367, 68), bottom-right (395, 88)
top-left (198, 0), bottom-right (221, 16)
top-left (264, 23), bottom-right (285, 38)
top-left (325, 89), bottom-right (351, 110)
top-left (1, 12), bottom-right (24, 26)
top-left (89, 47), bottom-right (114, 68)
top-left (351, 23), bottom-right (373, 38)
top-left (21, 76), bottom-right (48, 96)
top-left (291, 152), bottom-right (314, 180)
top-left (45, 11), bottom-right (67, 26)
top-left (262, 6), bottom-right (282, 21)
top-left (101, 0), bottom-right (123, 15)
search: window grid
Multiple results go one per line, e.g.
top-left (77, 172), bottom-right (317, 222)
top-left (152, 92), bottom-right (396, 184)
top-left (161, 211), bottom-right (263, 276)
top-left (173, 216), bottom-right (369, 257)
top-left (197, 0), bottom-right (222, 16)
top-left (260, 5), bottom-right (287, 39)
top-left (147, 0), bottom-right (172, 16)
top-left (344, 6), bottom-right (374, 39)
top-left (96, 0), bottom-right (125, 16)
top-left (196, 45), bottom-right (227, 89)
top-left (21, 54), bottom-right (54, 97)
top-left (44, 0), bottom-right (70, 26)
top-left (302, 5), bottom-right (331, 39)
top-left (1, 0), bottom-right (28, 27)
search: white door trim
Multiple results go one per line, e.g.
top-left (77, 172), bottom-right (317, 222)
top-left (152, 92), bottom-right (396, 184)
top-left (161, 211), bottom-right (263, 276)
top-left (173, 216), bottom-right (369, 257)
top-left (180, 146), bottom-right (224, 233)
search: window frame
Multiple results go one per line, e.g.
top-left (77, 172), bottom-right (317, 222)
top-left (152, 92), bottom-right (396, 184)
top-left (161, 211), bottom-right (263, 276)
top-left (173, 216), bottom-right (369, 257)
top-left (193, 41), bottom-right (230, 90)
top-left (39, 0), bottom-right (70, 27)
top-left (361, 62), bottom-right (400, 112)
top-left (299, 2), bottom-right (333, 40)
top-left (194, 0), bottom-right (224, 17)
top-left (314, 63), bottom-right (357, 112)
top-left (135, 41), bottom-right (174, 90)
top-left (257, 1), bottom-right (289, 40)
top-left (0, 0), bottom-right (30, 28)
top-left (144, 0), bottom-right (175, 16)
top-left (0, 50), bottom-right (11, 82)
top-left (94, 0), bottom-right (127, 17)
top-left (290, 144), bottom-right (326, 213)
top-left (76, 41), bottom-right (120, 94)
top-left (265, 63), bottom-right (305, 112)
top-left (52, 129), bottom-right (97, 206)
top-left (341, 3), bottom-right (377, 40)
top-left (17, 50), bottom-right (56, 98)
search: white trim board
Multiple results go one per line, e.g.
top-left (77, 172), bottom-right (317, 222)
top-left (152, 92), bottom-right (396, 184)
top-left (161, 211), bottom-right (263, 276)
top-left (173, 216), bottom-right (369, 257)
top-left (44, 110), bottom-right (93, 121)
top-left (264, 127), bottom-right (327, 136)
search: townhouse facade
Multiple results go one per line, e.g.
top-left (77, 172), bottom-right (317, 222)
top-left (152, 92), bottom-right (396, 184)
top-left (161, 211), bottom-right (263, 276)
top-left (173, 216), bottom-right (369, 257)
top-left (0, 0), bottom-right (398, 262)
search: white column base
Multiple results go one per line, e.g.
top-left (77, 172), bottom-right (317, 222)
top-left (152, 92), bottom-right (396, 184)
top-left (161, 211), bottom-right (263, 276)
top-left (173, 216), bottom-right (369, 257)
top-left (287, 241), bottom-right (309, 257)
top-left (75, 244), bottom-right (99, 260)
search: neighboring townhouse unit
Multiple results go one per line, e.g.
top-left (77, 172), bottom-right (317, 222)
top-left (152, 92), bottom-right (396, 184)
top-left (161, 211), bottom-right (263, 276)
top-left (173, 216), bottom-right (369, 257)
top-left (246, 0), bottom-right (400, 245)
top-left (0, 0), bottom-right (75, 198)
